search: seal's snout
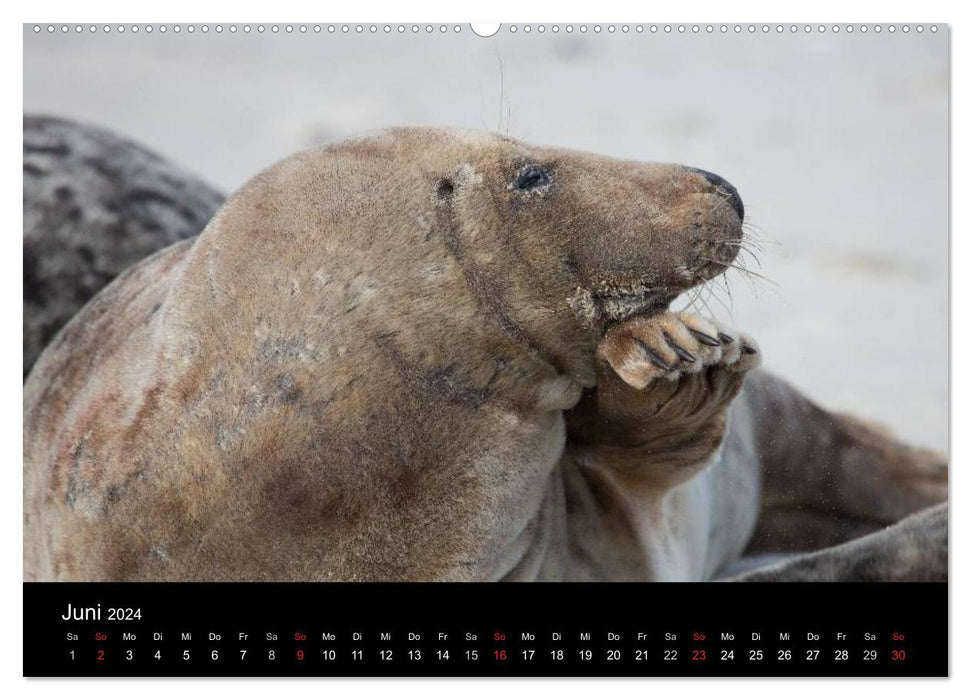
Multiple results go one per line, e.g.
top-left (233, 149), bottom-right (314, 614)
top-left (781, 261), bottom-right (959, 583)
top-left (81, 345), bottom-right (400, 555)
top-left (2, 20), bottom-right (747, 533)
top-left (691, 168), bottom-right (744, 221)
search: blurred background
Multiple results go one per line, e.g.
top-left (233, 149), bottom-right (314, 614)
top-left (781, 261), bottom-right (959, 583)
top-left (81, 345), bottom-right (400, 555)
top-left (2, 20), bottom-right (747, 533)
top-left (23, 24), bottom-right (949, 451)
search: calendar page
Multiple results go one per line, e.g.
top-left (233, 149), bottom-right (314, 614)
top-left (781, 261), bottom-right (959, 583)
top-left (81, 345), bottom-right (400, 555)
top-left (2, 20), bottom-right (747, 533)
top-left (22, 20), bottom-right (948, 677)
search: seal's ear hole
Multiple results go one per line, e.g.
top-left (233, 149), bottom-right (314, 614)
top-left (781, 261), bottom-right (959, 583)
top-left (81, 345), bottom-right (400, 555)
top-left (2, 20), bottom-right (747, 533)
top-left (436, 178), bottom-right (455, 204)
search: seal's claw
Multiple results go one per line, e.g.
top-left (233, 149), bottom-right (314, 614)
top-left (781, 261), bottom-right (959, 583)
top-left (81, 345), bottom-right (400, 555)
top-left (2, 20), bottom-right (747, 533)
top-left (636, 340), bottom-right (673, 371)
top-left (664, 332), bottom-right (697, 363)
top-left (690, 329), bottom-right (722, 347)
top-left (734, 338), bottom-right (762, 372)
top-left (712, 326), bottom-right (761, 372)
top-left (598, 311), bottom-right (760, 389)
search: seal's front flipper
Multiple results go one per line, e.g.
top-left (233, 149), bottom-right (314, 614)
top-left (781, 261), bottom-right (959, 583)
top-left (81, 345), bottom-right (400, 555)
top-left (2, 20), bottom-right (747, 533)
top-left (595, 311), bottom-right (760, 391)
top-left (558, 312), bottom-right (763, 579)
top-left (569, 311), bottom-right (759, 450)
top-left (564, 312), bottom-right (760, 492)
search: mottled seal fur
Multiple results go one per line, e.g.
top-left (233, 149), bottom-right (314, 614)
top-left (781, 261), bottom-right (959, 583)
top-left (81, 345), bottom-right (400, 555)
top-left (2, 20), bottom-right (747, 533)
top-left (23, 116), bottom-right (223, 377)
top-left (23, 128), bottom-right (947, 582)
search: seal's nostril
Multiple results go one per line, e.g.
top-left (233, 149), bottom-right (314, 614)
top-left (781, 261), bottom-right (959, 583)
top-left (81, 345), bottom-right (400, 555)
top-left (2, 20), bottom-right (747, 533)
top-left (692, 168), bottom-right (745, 221)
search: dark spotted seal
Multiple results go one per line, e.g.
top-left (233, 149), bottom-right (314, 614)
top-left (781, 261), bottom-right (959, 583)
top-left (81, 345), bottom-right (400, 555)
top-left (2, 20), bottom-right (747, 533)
top-left (23, 116), bottom-right (223, 376)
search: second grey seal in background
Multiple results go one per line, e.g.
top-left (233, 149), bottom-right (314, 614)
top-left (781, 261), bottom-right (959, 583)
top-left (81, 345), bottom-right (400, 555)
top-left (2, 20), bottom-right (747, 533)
top-left (23, 116), bottom-right (224, 376)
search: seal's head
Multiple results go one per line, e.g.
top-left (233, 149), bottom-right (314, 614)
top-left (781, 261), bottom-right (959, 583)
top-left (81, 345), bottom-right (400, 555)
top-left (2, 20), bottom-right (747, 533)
top-left (426, 132), bottom-right (744, 331)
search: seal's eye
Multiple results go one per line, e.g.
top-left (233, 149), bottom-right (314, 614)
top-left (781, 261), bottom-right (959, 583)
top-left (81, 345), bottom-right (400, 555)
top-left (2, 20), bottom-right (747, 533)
top-left (513, 164), bottom-right (552, 191)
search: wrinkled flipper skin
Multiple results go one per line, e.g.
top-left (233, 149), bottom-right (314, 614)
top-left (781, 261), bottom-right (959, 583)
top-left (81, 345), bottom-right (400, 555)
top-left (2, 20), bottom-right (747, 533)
top-left (23, 116), bottom-right (224, 376)
top-left (561, 311), bottom-right (764, 580)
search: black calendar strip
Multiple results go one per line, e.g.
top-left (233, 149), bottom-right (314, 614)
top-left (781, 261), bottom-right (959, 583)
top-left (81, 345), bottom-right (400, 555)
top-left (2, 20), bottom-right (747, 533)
top-left (24, 582), bottom-right (947, 677)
